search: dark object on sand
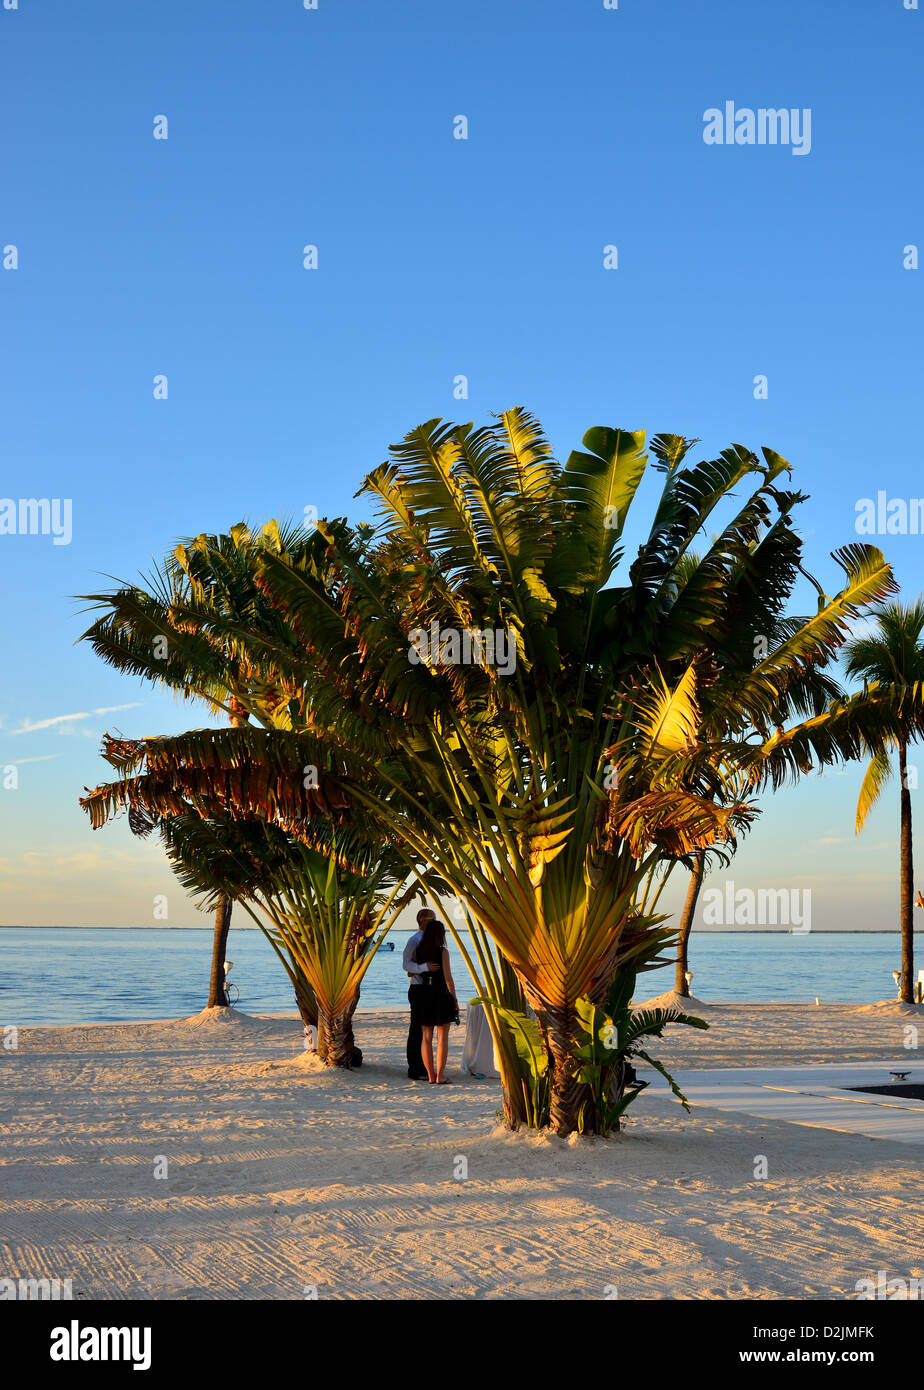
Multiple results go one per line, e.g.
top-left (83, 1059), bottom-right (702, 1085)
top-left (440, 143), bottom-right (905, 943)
top-left (848, 1083), bottom-right (924, 1100)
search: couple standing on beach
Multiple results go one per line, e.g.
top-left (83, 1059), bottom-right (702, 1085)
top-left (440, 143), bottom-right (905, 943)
top-left (403, 908), bottom-right (459, 1084)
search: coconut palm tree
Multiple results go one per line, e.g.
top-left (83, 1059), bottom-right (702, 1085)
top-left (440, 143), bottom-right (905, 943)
top-left (844, 600), bottom-right (924, 1003)
top-left (79, 413), bottom-right (924, 1133)
top-left (674, 850), bottom-right (705, 998)
top-left (78, 521), bottom-right (326, 1015)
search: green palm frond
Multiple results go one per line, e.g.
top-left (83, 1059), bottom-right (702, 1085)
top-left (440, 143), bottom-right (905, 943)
top-left (856, 747), bottom-right (894, 832)
top-left (634, 663), bottom-right (700, 757)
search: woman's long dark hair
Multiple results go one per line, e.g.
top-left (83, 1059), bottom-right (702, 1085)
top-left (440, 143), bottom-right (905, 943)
top-left (414, 917), bottom-right (446, 965)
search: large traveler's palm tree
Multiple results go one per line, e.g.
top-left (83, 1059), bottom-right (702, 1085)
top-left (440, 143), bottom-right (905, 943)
top-left (80, 411), bottom-right (924, 1132)
top-left (844, 600), bottom-right (924, 1003)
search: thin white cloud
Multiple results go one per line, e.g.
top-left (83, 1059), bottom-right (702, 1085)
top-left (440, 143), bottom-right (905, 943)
top-left (3, 754), bottom-right (59, 765)
top-left (814, 836), bottom-right (892, 852)
top-left (12, 712), bottom-right (92, 733)
top-left (9, 703), bottom-right (142, 735)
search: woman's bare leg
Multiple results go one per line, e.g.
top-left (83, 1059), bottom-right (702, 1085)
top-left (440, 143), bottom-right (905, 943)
top-left (435, 1024), bottom-right (449, 1082)
top-left (421, 1026), bottom-right (436, 1082)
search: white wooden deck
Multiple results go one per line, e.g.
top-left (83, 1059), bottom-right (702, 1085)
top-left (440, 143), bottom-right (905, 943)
top-left (642, 1061), bottom-right (924, 1145)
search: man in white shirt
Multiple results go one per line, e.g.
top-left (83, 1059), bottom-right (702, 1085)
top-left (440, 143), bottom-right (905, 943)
top-left (403, 907), bottom-right (437, 1079)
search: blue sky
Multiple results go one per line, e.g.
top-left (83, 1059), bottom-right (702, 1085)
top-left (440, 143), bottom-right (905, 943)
top-left (1, 0), bottom-right (922, 930)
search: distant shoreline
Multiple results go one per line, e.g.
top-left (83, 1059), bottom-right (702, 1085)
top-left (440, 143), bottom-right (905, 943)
top-left (1, 925), bottom-right (921, 935)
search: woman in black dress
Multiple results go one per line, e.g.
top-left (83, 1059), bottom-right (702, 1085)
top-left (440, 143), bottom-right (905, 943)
top-left (414, 917), bottom-right (458, 1084)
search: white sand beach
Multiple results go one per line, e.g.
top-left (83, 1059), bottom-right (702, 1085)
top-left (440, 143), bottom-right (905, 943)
top-left (2, 1000), bottom-right (923, 1301)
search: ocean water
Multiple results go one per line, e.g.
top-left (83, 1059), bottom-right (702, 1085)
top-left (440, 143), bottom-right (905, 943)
top-left (0, 927), bottom-right (917, 1027)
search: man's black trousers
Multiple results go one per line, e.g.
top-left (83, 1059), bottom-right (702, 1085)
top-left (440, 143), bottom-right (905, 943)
top-left (407, 984), bottom-right (427, 1077)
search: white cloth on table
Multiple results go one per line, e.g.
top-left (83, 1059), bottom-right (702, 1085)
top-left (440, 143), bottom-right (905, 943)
top-left (460, 1000), bottom-right (501, 1078)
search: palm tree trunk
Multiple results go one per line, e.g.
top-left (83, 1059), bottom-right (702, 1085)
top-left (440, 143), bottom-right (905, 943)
top-left (205, 699), bottom-right (247, 1010)
top-left (540, 1002), bottom-right (591, 1136)
top-left (675, 850), bottom-right (705, 997)
top-left (317, 999), bottom-right (358, 1068)
top-left (207, 897), bottom-right (232, 1008)
top-left (899, 742), bottom-right (915, 1004)
top-left (500, 1075), bottom-right (526, 1129)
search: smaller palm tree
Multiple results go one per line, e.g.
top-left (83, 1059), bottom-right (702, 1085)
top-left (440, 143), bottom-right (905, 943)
top-left (78, 522), bottom-right (320, 1011)
top-left (156, 814), bottom-right (417, 1066)
top-left (844, 600), bottom-right (924, 1003)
